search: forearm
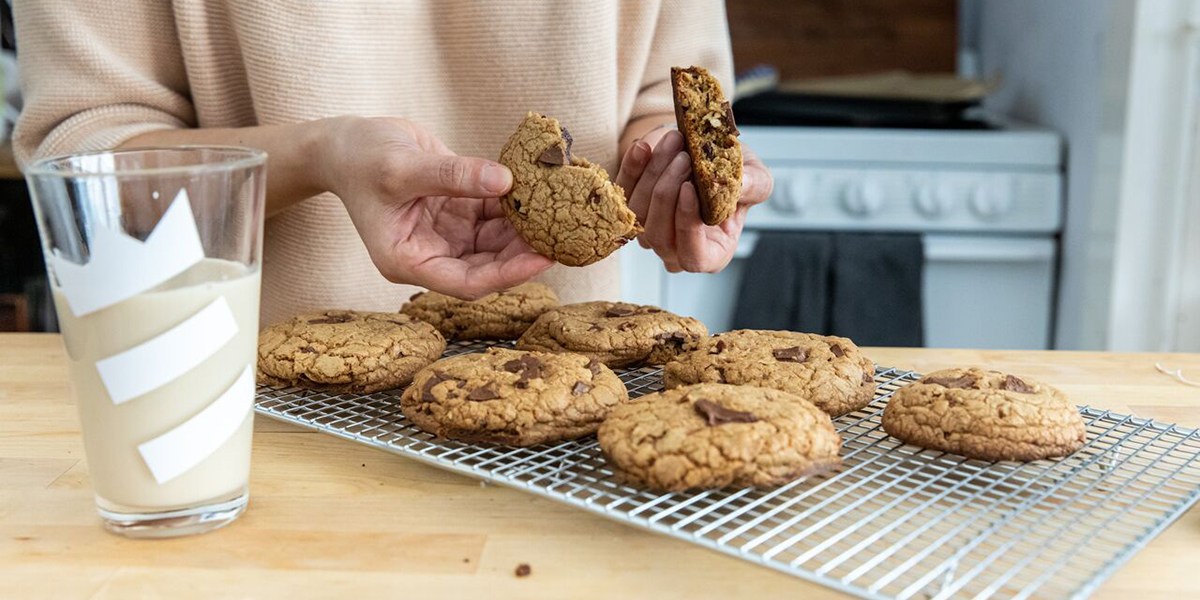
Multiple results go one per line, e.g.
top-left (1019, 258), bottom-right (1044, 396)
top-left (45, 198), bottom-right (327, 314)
top-left (620, 113), bottom-right (676, 155)
top-left (119, 119), bottom-right (339, 217)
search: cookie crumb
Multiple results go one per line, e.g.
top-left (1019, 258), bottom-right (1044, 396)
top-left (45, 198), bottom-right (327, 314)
top-left (515, 563), bottom-right (532, 577)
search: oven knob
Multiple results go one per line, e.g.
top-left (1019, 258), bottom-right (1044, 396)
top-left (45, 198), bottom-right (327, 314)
top-left (914, 184), bottom-right (954, 217)
top-left (842, 181), bottom-right (885, 216)
top-left (970, 181), bottom-right (1014, 220)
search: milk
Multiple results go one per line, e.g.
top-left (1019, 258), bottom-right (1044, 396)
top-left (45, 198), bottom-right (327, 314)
top-left (54, 259), bottom-right (260, 512)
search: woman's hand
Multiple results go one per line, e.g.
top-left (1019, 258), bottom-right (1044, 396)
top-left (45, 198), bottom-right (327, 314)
top-left (615, 128), bottom-right (773, 273)
top-left (317, 116), bottom-right (553, 298)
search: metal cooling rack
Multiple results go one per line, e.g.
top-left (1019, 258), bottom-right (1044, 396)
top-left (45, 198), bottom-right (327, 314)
top-left (255, 340), bottom-right (1200, 599)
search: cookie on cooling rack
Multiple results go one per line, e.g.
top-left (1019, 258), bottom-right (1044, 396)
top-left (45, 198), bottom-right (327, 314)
top-left (882, 367), bottom-right (1086, 461)
top-left (400, 282), bottom-right (559, 341)
top-left (598, 383), bottom-right (842, 492)
top-left (516, 301), bottom-right (707, 368)
top-left (257, 310), bottom-right (445, 393)
top-left (662, 330), bottom-right (875, 417)
top-left (399, 347), bottom-right (629, 446)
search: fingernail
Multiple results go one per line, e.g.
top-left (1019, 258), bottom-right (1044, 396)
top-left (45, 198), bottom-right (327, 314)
top-left (659, 131), bottom-right (684, 153)
top-left (669, 152), bottom-right (691, 175)
top-left (632, 141), bottom-right (650, 163)
top-left (481, 164), bottom-right (512, 194)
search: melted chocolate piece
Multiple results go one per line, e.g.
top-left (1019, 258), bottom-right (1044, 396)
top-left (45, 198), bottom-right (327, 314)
top-left (571, 381), bottom-right (591, 395)
top-left (420, 372), bottom-right (450, 402)
top-left (701, 141), bottom-right (715, 159)
top-left (925, 374), bottom-right (978, 389)
top-left (502, 355), bottom-right (544, 379)
top-left (467, 384), bottom-right (500, 401)
top-left (863, 370), bottom-right (874, 384)
top-left (586, 359), bottom-right (603, 377)
top-left (588, 192), bottom-right (601, 205)
top-left (604, 305), bottom-right (636, 318)
top-left (722, 101), bottom-right (740, 136)
top-left (308, 314), bottom-right (353, 325)
top-left (515, 563), bottom-right (531, 578)
top-left (299, 345), bottom-right (318, 354)
top-left (1001, 375), bottom-right (1036, 394)
top-left (408, 292), bottom-right (425, 301)
top-left (538, 144), bottom-right (568, 166)
top-left (772, 346), bottom-right (807, 363)
top-left (656, 331), bottom-right (691, 347)
top-left (693, 398), bottom-right (759, 426)
top-left (617, 321), bottom-right (637, 332)
top-left (830, 344), bottom-right (846, 358)
top-left (711, 339), bottom-right (727, 354)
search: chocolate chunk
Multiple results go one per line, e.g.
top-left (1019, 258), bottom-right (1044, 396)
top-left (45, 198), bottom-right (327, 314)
top-left (538, 145), bottom-right (568, 166)
top-left (512, 199), bottom-right (522, 213)
top-left (299, 345), bottom-right (318, 354)
top-left (863, 370), bottom-right (874, 384)
top-left (617, 321), bottom-right (637, 332)
top-left (515, 563), bottom-right (531, 578)
top-left (702, 141), bottom-right (715, 159)
top-left (502, 355), bottom-right (544, 380)
top-left (572, 381), bottom-right (591, 395)
top-left (561, 126), bottom-right (573, 153)
top-left (656, 331), bottom-right (691, 347)
top-left (409, 292), bottom-right (425, 301)
top-left (605, 305), bottom-right (635, 317)
top-left (710, 339), bottom-right (727, 354)
top-left (693, 398), bottom-right (758, 426)
top-left (772, 346), bottom-right (807, 363)
top-left (467, 384), bottom-right (500, 401)
top-left (420, 372), bottom-right (449, 402)
top-left (1001, 375), bottom-right (1035, 394)
top-left (308, 314), bottom-right (353, 325)
top-left (588, 191), bottom-right (601, 205)
top-left (722, 100), bottom-right (740, 136)
top-left (830, 344), bottom-right (846, 358)
top-left (615, 236), bottom-right (632, 246)
top-left (586, 358), bottom-right (603, 377)
top-left (925, 374), bottom-right (977, 389)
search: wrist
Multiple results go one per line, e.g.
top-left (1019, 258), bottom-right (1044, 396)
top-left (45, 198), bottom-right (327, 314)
top-left (309, 115), bottom-right (361, 196)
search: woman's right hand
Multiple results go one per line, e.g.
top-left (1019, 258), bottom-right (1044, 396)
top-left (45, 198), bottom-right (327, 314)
top-left (315, 116), bottom-right (553, 299)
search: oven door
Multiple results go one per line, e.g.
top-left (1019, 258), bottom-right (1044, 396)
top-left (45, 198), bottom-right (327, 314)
top-left (620, 232), bottom-right (1057, 349)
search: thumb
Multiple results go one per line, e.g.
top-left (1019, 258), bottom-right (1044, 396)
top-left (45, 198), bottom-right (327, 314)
top-left (408, 154), bottom-right (513, 198)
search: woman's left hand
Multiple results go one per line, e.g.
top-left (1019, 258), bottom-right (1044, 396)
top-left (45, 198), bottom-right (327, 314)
top-left (614, 128), bottom-right (773, 273)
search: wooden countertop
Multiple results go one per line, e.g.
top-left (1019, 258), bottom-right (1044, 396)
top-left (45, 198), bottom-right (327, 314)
top-left (2, 333), bottom-right (1198, 598)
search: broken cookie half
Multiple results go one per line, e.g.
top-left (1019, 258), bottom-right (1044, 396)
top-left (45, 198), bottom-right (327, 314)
top-left (498, 112), bottom-right (641, 267)
top-left (671, 66), bottom-right (743, 226)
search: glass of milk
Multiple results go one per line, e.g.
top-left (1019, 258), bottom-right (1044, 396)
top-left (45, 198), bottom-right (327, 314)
top-left (25, 147), bottom-right (266, 538)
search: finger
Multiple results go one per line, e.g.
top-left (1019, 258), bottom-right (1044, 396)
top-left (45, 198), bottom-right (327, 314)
top-left (413, 252), bottom-right (553, 299)
top-left (627, 130), bottom-right (685, 224)
top-left (406, 154), bottom-right (513, 198)
top-left (739, 145), bottom-right (773, 206)
top-left (674, 182), bottom-right (712, 272)
top-left (474, 216), bottom-right (523, 253)
top-left (643, 152), bottom-right (691, 257)
top-left (613, 140), bottom-right (652, 198)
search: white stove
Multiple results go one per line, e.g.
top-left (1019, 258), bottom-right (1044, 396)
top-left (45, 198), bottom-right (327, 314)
top-left (621, 121), bottom-right (1064, 349)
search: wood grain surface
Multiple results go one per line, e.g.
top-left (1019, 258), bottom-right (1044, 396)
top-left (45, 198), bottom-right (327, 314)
top-left (1, 334), bottom-right (1197, 599)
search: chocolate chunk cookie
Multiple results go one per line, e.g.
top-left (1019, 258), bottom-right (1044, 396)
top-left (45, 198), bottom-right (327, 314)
top-left (598, 383), bottom-right (842, 492)
top-left (400, 282), bottom-right (559, 341)
top-left (399, 348), bottom-right (629, 446)
top-left (663, 330), bottom-right (875, 417)
top-left (499, 112), bottom-right (641, 267)
top-left (671, 66), bottom-right (742, 226)
top-left (882, 367), bottom-right (1086, 461)
top-left (258, 310), bottom-right (446, 393)
top-left (515, 301), bottom-right (707, 368)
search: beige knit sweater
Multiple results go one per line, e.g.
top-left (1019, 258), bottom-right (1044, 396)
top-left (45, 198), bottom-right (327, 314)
top-left (14, 1), bottom-right (734, 326)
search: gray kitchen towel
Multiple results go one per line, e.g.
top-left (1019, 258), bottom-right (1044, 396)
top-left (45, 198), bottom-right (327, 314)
top-left (830, 233), bottom-right (924, 347)
top-left (731, 231), bottom-right (833, 332)
top-left (731, 231), bottom-right (923, 346)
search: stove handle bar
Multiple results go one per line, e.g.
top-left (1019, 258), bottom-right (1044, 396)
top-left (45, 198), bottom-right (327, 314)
top-left (735, 231), bottom-right (1056, 263)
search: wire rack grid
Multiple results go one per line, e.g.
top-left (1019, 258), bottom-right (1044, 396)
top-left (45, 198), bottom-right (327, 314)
top-left (255, 340), bottom-right (1200, 599)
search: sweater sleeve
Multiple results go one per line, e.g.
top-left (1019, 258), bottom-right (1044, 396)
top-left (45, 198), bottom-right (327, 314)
top-left (12, 0), bottom-right (196, 165)
top-left (628, 0), bottom-right (736, 125)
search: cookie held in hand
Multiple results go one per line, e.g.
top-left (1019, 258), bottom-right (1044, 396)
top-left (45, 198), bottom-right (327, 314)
top-left (499, 112), bottom-right (641, 267)
top-left (671, 66), bottom-right (742, 226)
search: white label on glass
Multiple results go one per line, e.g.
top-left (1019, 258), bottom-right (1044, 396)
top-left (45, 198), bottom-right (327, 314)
top-left (95, 295), bottom-right (238, 405)
top-left (50, 189), bottom-right (204, 317)
top-left (138, 364), bottom-right (254, 485)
